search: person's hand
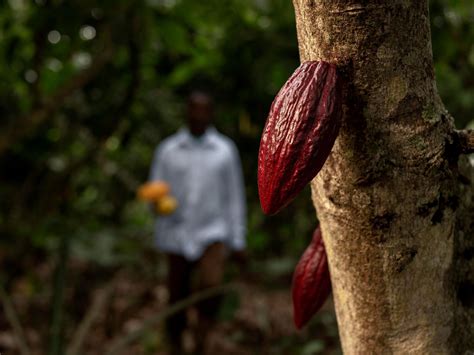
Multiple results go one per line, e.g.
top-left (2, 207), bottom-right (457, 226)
top-left (137, 181), bottom-right (170, 201)
top-left (155, 195), bottom-right (178, 215)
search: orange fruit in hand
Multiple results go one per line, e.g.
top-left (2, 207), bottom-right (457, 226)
top-left (137, 181), bottom-right (170, 201)
top-left (156, 196), bottom-right (178, 215)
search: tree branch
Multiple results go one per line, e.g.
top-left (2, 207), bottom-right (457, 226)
top-left (66, 280), bottom-right (115, 355)
top-left (104, 283), bottom-right (237, 355)
top-left (456, 129), bottom-right (474, 155)
top-left (0, 283), bottom-right (31, 355)
top-left (117, 13), bottom-right (141, 116)
top-left (29, 0), bottom-right (54, 106)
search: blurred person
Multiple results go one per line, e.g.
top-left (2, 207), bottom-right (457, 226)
top-left (148, 91), bottom-right (246, 354)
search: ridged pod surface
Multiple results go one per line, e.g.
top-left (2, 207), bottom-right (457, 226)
top-left (258, 61), bottom-right (342, 215)
top-left (292, 226), bottom-right (331, 329)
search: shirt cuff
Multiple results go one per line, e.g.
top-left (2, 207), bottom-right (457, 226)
top-left (230, 236), bottom-right (246, 251)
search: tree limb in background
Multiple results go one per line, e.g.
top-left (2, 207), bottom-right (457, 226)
top-left (0, 283), bottom-right (31, 355)
top-left (66, 279), bottom-right (116, 355)
top-left (30, 0), bottom-right (52, 107)
top-left (93, 9), bottom-right (142, 142)
top-left (48, 233), bottom-right (71, 355)
top-left (116, 11), bottom-right (141, 119)
top-left (104, 283), bottom-right (237, 355)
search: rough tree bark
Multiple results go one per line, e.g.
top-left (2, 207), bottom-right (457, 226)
top-left (291, 0), bottom-right (474, 353)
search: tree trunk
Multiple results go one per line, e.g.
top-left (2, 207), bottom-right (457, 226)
top-left (291, 0), bottom-right (474, 353)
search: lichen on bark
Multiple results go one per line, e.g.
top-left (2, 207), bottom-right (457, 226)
top-left (291, 0), bottom-right (474, 353)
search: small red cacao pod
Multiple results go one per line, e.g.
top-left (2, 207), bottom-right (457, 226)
top-left (292, 226), bottom-right (331, 329)
top-left (258, 61), bottom-right (342, 215)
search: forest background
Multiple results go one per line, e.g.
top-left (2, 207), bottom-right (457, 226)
top-left (0, 0), bottom-right (473, 354)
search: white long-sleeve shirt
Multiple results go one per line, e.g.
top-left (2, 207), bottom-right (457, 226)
top-left (149, 126), bottom-right (246, 261)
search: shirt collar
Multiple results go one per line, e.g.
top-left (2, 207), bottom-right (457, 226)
top-left (177, 126), bottom-right (218, 148)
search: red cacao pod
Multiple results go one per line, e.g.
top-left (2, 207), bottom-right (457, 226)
top-left (258, 61), bottom-right (342, 215)
top-left (292, 226), bottom-right (331, 329)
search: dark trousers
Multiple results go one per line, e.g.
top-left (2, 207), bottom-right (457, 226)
top-left (165, 242), bottom-right (226, 352)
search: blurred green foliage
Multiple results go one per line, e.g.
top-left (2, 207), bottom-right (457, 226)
top-left (0, 1), bottom-right (472, 354)
top-left (0, 0), bottom-right (472, 267)
top-left (431, 1), bottom-right (474, 128)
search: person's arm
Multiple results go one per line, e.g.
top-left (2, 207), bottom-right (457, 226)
top-left (225, 143), bottom-right (247, 252)
top-left (148, 145), bottom-right (167, 214)
top-left (149, 145), bottom-right (167, 182)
